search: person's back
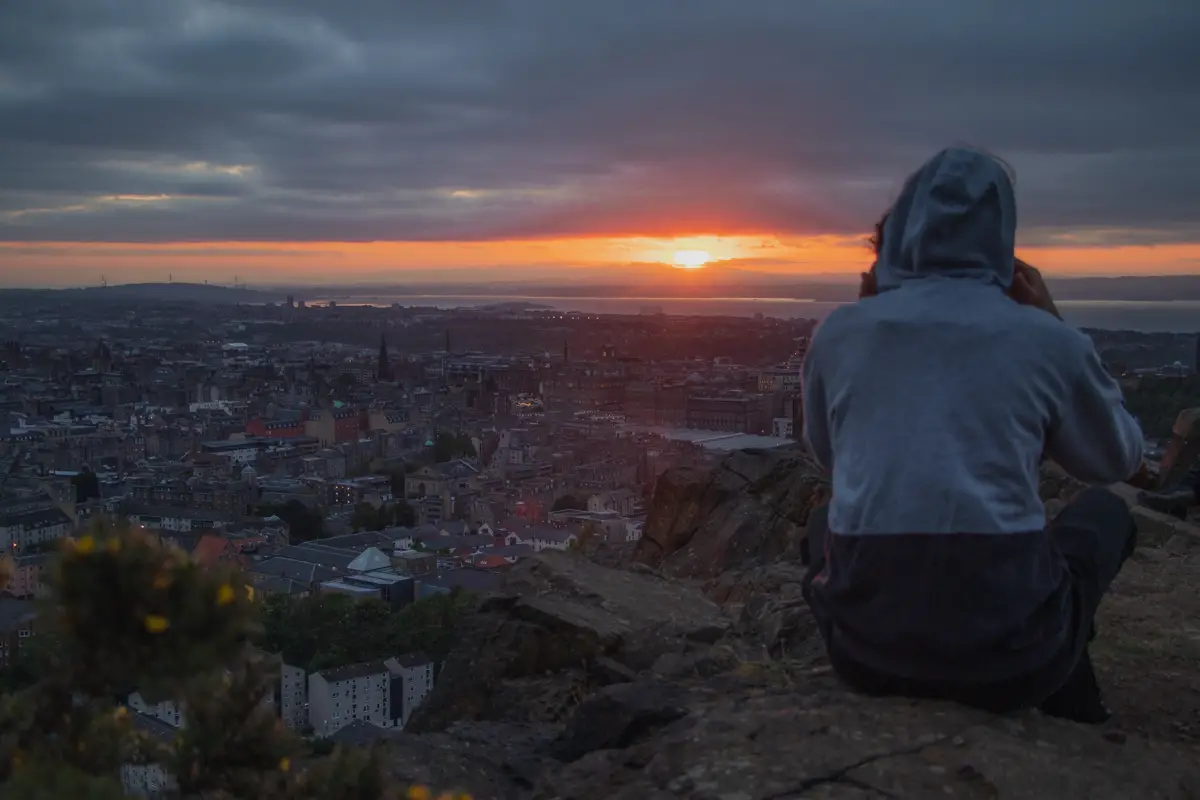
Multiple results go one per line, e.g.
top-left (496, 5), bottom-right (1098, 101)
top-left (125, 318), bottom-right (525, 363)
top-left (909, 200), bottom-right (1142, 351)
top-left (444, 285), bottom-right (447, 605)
top-left (801, 147), bottom-right (1144, 720)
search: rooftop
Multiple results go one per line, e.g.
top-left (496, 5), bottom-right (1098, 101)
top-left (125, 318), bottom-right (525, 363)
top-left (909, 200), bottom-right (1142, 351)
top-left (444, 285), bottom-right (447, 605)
top-left (317, 660), bottom-right (390, 682)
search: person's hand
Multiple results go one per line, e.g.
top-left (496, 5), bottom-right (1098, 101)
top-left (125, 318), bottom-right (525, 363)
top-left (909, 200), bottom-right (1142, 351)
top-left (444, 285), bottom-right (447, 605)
top-left (1127, 461), bottom-right (1156, 490)
top-left (1009, 258), bottom-right (1061, 319)
top-left (859, 267), bottom-right (877, 299)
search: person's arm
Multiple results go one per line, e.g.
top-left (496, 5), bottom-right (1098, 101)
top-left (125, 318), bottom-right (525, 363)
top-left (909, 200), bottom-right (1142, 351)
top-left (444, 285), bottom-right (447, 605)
top-left (1010, 258), bottom-right (1143, 484)
top-left (801, 343), bottom-right (833, 471)
top-left (1045, 342), bottom-right (1144, 485)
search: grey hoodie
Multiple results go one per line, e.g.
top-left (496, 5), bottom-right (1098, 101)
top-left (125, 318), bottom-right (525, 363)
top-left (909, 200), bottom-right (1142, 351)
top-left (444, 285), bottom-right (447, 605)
top-left (801, 148), bottom-right (1143, 682)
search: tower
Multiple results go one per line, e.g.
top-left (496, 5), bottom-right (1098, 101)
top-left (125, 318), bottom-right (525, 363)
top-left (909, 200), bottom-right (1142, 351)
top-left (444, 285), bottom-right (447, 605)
top-left (377, 333), bottom-right (392, 381)
top-left (563, 339), bottom-right (570, 364)
top-left (444, 328), bottom-right (451, 355)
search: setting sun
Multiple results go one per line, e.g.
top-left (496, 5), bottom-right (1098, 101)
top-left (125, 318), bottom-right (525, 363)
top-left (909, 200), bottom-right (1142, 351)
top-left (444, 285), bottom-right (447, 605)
top-left (673, 249), bottom-right (711, 269)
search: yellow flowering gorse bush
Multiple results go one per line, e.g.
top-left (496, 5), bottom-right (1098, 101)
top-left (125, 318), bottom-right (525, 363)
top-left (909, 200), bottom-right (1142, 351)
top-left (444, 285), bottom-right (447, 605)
top-left (0, 519), bottom-right (451, 799)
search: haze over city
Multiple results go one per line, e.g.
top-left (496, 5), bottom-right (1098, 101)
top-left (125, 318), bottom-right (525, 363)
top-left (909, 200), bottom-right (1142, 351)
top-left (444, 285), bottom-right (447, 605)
top-left (2, 0), bottom-right (1199, 288)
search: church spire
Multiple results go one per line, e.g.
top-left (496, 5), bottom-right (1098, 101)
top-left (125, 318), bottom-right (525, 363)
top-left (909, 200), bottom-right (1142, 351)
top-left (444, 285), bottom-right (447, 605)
top-left (377, 333), bottom-right (391, 381)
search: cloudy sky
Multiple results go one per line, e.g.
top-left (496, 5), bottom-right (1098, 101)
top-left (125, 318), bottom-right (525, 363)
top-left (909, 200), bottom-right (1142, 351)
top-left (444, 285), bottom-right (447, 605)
top-left (1, 0), bottom-right (1198, 286)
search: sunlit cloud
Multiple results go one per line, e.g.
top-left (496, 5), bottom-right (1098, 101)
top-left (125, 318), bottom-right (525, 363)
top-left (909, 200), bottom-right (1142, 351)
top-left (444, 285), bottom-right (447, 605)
top-left (0, 0), bottom-right (1197, 286)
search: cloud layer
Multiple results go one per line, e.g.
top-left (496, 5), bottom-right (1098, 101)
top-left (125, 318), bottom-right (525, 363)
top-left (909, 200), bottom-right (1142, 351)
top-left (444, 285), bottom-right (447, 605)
top-left (1, 0), bottom-right (1198, 244)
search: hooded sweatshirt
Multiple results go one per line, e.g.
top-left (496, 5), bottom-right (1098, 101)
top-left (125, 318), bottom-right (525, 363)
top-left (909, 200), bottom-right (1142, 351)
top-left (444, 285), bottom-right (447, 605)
top-left (801, 148), bottom-right (1143, 683)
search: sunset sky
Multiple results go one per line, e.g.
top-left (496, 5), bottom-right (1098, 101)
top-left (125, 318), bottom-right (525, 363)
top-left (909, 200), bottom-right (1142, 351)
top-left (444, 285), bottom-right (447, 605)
top-left (2, 1), bottom-right (1198, 287)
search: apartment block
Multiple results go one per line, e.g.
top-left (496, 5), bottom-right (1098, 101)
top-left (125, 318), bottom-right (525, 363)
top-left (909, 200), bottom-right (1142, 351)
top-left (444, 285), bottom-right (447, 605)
top-left (278, 661), bottom-right (308, 731)
top-left (307, 661), bottom-right (393, 738)
top-left (307, 654), bottom-right (435, 738)
top-left (384, 653), bottom-right (435, 730)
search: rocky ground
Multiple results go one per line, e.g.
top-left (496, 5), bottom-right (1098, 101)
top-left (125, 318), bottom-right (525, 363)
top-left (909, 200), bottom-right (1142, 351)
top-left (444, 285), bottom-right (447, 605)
top-left (384, 448), bottom-right (1200, 799)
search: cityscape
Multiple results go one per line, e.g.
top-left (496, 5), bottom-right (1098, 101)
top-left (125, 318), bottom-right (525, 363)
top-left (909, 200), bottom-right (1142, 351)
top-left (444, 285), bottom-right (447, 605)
top-left (3, 0), bottom-right (1200, 797)
top-left (1, 283), bottom-right (1198, 791)
top-left (0, 286), bottom-right (829, 793)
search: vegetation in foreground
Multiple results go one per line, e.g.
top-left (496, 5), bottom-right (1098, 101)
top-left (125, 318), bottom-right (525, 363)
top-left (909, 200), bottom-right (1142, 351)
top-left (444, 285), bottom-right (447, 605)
top-left (0, 520), bottom-right (468, 799)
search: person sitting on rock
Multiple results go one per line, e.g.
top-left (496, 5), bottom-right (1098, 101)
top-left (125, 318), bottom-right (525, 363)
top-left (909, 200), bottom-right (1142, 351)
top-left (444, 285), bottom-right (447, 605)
top-left (799, 147), bottom-right (1144, 724)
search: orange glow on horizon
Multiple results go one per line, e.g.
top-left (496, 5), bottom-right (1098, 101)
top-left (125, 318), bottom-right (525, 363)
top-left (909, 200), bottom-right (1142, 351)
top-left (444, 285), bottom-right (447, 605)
top-left (1, 235), bottom-right (1198, 287)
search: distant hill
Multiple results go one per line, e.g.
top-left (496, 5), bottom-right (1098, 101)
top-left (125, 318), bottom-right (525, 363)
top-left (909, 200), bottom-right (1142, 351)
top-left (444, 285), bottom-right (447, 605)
top-left (42, 282), bottom-right (282, 304)
top-left (280, 274), bottom-right (1200, 304)
top-left (1046, 275), bottom-right (1200, 302)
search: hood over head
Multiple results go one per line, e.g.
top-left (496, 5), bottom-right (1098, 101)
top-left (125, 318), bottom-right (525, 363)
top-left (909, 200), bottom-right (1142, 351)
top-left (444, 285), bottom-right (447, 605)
top-left (872, 147), bottom-right (1017, 292)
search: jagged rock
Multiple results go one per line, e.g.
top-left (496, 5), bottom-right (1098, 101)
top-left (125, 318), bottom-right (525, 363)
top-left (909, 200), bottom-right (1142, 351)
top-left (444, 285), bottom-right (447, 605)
top-left (1164, 534), bottom-right (1192, 556)
top-left (635, 446), bottom-right (828, 578)
top-left (399, 546), bottom-right (1200, 797)
top-left (706, 562), bottom-right (825, 661)
top-left (540, 680), bottom-right (1200, 799)
top-left (1132, 505), bottom-right (1200, 548)
top-left (639, 451), bottom-right (1105, 581)
top-left (550, 680), bottom-right (689, 763)
top-left (1138, 489), bottom-right (1194, 519)
top-left (407, 552), bottom-right (730, 733)
top-left (389, 450), bottom-right (1200, 799)
top-left (383, 726), bottom-right (554, 800)
top-left (648, 646), bottom-right (739, 680)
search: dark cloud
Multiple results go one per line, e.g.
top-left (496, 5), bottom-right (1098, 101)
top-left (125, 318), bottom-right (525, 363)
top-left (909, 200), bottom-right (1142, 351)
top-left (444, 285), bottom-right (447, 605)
top-left (0, 0), bottom-right (1198, 244)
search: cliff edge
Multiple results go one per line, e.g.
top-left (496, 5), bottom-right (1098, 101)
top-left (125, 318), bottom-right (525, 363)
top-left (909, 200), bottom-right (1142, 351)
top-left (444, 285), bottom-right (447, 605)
top-left (393, 446), bottom-right (1200, 799)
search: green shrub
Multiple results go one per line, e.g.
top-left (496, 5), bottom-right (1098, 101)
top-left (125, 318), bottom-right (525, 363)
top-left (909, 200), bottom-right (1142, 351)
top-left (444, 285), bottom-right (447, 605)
top-left (0, 520), bottom-right (397, 799)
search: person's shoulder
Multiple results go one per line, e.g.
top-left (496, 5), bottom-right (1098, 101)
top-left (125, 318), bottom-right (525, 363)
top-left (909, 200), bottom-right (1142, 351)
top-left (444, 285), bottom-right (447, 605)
top-left (805, 304), bottom-right (864, 374)
top-left (813, 301), bottom-right (868, 341)
top-left (1005, 303), bottom-right (1094, 359)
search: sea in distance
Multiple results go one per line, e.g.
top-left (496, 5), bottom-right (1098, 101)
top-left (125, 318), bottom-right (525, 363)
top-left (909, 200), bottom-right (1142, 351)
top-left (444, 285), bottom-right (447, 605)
top-left (307, 294), bottom-right (1200, 334)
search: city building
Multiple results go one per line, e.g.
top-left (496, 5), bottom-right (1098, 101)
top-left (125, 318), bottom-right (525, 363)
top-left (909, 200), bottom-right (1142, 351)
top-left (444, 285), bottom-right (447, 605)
top-left (0, 597), bottom-right (36, 668)
top-left (308, 661), bottom-right (394, 738)
top-left (0, 503), bottom-right (72, 554)
top-left (277, 661), bottom-right (308, 732)
top-left (120, 713), bottom-right (179, 797)
top-left (383, 653), bottom-right (436, 730)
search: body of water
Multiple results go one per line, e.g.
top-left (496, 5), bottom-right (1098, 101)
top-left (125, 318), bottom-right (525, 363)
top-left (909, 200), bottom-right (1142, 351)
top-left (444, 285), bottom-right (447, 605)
top-left (310, 294), bottom-right (1200, 334)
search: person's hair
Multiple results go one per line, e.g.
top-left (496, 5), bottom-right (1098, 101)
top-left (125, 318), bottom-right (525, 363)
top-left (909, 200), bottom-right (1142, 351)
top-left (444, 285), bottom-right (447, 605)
top-left (868, 211), bottom-right (888, 256)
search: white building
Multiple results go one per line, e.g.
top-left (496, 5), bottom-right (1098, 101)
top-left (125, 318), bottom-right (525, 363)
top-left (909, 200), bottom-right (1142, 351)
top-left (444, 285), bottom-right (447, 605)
top-left (504, 526), bottom-right (577, 552)
top-left (771, 417), bottom-right (795, 439)
top-left (308, 661), bottom-right (393, 738)
top-left (758, 367), bottom-right (801, 392)
top-left (587, 488), bottom-right (638, 517)
top-left (384, 653), bottom-right (435, 729)
top-left (307, 654), bottom-right (435, 738)
top-left (0, 505), bottom-right (73, 554)
top-left (278, 661), bottom-right (308, 731)
top-left (127, 692), bottom-right (184, 729)
top-left (127, 510), bottom-right (228, 533)
top-left (121, 713), bottom-right (179, 797)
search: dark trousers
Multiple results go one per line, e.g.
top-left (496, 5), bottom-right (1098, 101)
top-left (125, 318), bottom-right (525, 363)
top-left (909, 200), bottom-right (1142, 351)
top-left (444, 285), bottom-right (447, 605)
top-left (801, 488), bottom-right (1137, 722)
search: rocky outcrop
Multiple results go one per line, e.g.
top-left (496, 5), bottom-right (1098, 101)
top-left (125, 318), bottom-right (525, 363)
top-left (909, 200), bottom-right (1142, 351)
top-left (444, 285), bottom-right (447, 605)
top-left (634, 446), bottom-right (828, 578)
top-left (408, 553), bottom-right (732, 733)
top-left (386, 449), bottom-right (1200, 799)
